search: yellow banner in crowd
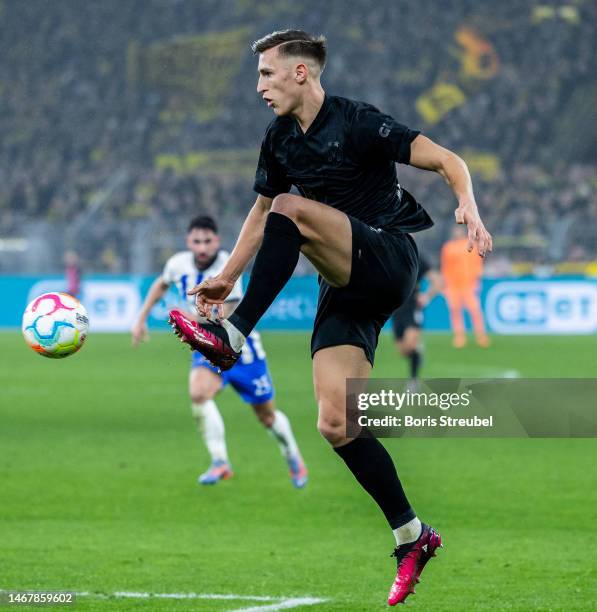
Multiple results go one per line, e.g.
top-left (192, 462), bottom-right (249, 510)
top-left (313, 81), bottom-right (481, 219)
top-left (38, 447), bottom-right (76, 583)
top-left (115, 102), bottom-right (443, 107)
top-left (455, 27), bottom-right (499, 80)
top-left (459, 149), bottom-right (501, 181)
top-left (155, 149), bottom-right (258, 178)
top-left (416, 83), bottom-right (466, 124)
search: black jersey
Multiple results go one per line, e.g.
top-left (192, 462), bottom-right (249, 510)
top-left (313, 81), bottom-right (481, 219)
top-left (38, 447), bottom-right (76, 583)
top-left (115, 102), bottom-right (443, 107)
top-left (253, 94), bottom-right (433, 234)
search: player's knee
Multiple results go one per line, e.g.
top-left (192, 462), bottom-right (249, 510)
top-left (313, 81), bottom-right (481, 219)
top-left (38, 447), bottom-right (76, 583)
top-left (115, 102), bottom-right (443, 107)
top-left (317, 410), bottom-right (346, 446)
top-left (396, 342), bottom-right (409, 356)
top-left (189, 387), bottom-right (213, 404)
top-left (271, 194), bottom-right (302, 222)
top-left (402, 340), bottom-right (417, 355)
top-left (253, 404), bottom-right (275, 427)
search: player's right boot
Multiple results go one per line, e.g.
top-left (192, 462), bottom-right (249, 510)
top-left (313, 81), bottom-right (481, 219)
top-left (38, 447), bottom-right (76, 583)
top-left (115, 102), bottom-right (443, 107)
top-left (168, 309), bottom-right (240, 371)
top-left (387, 523), bottom-right (442, 606)
top-left (198, 460), bottom-right (234, 485)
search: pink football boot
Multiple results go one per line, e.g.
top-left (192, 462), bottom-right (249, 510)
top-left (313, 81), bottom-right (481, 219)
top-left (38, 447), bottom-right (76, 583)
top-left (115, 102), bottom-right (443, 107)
top-left (388, 523), bottom-right (442, 606)
top-left (168, 309), bottom-right (240, 371)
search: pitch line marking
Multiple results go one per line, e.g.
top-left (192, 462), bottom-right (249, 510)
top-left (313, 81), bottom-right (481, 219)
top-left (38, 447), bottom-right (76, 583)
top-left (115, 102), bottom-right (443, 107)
top-left (431, 364), bottom-right (521, 378)
top-left (229, 597), bottom-right (328, 611)
top-left (75, 590), bottom-right (329, 610)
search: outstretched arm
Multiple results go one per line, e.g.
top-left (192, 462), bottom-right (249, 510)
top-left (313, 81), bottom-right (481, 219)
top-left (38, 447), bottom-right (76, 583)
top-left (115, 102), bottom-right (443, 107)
top-left (409, 135), bottom-right (492, 257)
top-left (189, 194), bottom-right (273, 316)
top-left (132, 276), bottom-right (169, 346)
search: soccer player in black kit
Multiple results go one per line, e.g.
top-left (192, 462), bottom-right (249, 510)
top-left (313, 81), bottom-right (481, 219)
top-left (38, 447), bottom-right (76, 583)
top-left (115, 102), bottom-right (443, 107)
top-left (169, 29), bottom-right (492, 605)
top-left (391, 253), bottom-right (442, 389)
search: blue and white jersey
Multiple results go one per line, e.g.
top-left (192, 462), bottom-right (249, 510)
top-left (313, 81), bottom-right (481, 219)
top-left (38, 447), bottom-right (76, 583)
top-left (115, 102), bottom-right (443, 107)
top-left (161, 250), bottom-right (243, 307)
top-left (162, 250), bottom-right (267, 363)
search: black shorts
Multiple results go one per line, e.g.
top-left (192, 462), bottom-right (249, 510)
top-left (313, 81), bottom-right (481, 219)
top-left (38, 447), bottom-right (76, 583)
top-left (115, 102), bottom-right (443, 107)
top-left (311, 216), bottom-right (419, 366)
top-left (391, 295), bottom-right (423, 340)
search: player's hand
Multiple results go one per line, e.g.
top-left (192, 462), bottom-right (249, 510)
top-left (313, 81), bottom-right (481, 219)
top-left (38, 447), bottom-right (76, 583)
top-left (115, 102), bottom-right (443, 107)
top-left (454, 198), bottom-right (493, 257)
top-left (188, 276), bottom-right (235, 319)
top-left (131, 320), bottom-right (149, 346)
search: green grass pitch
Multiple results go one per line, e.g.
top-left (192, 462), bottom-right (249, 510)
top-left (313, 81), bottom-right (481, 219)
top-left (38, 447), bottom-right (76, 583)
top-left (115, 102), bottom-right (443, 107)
top-left (1, 331), bottom-right (596, 611)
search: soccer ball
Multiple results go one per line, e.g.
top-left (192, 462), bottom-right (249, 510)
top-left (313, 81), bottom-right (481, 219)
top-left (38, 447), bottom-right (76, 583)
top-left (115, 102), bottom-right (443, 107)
top-left (22, 292), bottom-right (89, 358)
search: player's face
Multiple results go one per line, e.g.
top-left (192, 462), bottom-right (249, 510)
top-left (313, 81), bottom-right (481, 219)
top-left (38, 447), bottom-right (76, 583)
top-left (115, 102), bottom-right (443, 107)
top-left (186, 228), bottom-right (220, 268)
top-left (257, 47), bottom-right (301, 116)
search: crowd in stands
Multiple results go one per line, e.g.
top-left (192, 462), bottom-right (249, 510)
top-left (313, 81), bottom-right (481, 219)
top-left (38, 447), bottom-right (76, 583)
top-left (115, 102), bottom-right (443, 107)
top-left (0, 0), bottom-right (595, 273)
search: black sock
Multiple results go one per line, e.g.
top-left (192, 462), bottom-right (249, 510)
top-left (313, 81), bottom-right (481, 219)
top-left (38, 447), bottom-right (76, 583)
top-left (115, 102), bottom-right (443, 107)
top-left (334, 434), bottom-right (415, 529)
top-left (229, 212), bottom-right (303, 337)
top-left (408, 349), bottom-right (421, 379)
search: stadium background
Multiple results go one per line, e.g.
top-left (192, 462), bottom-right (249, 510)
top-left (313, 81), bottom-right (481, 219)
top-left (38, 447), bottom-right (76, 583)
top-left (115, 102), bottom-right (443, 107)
top-left (1, 1), bottom-right (596, 610)
top-left (1, 0), bottom-right (596, 333)
top-left (1, 0), bottom-right (595, 276)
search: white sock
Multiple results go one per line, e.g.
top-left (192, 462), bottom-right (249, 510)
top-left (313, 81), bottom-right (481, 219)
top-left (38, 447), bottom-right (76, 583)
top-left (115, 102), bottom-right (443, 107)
top-left (191, 400), bottom-right (228, 463)
top-left (393, 517), bottom-right (422, 546)
top-left (269, 410), bottom-right (300, 460)
top-left (221, 319), bottom-right (246, 353)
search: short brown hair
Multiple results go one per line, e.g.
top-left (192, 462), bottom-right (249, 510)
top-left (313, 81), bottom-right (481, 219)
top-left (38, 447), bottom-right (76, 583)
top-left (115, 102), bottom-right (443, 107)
top-left (251, 29), bottom-right (327, 71)
top-left (188, 215), bottom-right (218, 234)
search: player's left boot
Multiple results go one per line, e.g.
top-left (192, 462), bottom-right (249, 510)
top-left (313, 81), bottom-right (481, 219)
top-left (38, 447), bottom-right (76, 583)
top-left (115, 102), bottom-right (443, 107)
top-left (387, 523), bottom-right (442, 606)
top-left (287, 454), bottom-right (308, 489)
top-left (168, 309), bottom-right (240, 371)
top-left (198, 460), bottom-right (234, 485)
